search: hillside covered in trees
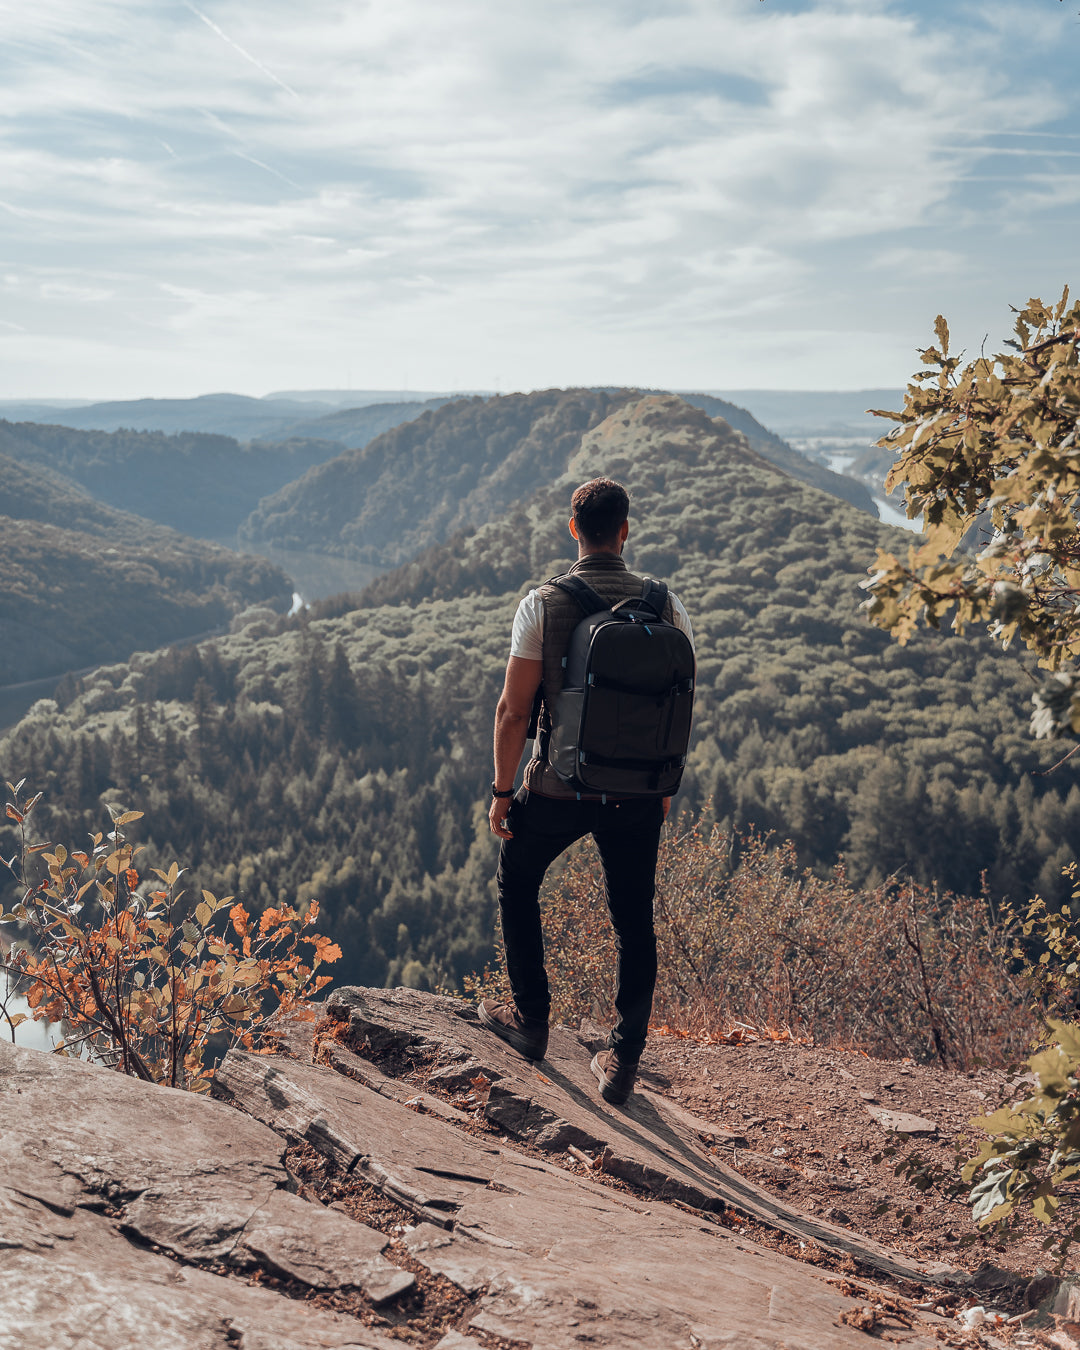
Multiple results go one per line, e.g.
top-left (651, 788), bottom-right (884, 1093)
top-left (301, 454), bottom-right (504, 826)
top-left (3, 395), bottom-right (1073, 994)
top-left (239, 390), bottom-right (640, 565)
top-left (677, 392), bottom-right (875, 512)
top-left (0, 419), bottom-right (358, 543)
top-left (239, 389), bottom-right (875, 568)
top-left (0, 454), bottom-right (291, 684)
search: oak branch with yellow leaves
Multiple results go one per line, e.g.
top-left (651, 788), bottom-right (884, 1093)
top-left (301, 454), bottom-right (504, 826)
top-left (861, 289), bottom-right (1080, 741)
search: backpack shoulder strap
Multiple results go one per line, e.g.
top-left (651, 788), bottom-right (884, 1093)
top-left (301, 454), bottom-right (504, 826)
top-left (640, 577), bottom-right (669, 619)
top-left (548, 574), bottom-right (610, 617)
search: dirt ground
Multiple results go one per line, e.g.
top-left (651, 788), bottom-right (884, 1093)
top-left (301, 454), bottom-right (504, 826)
top-left (281, 1006), bottom-right (1080, 1345)
top-left (639, 1028), bottom-right (1057, 1291)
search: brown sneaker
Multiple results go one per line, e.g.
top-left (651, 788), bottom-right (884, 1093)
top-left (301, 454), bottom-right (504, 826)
top-left (591, 1049), bottom-right (638, 1106)
top-left (478, 999), bottom-right (549, 1061)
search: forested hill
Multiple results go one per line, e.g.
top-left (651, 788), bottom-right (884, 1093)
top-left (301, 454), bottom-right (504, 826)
top-left (358, 395), bottom-right (873, 609)
top-left (0, 454), bottom-right (291, 684)
top-left (238, 390), bottom-right (639, 565)
top-left (0, 420), bottom-right (351, 543)
top-left (677, 393), bottom-right (874, 512)
top-left (3, 395), bottom-right (1074, 996)
top-left (238, 388), bottom-right (874, 568)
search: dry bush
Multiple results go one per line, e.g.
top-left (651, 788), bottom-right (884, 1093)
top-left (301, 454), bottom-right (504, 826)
top-left (474, 812), bottom-right (1033, 1069)
top-left (1, 779), bottom-right (340, 1089)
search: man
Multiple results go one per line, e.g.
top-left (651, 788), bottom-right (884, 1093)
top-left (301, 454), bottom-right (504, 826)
top-left (479, 477), bottom-right (695, 1106)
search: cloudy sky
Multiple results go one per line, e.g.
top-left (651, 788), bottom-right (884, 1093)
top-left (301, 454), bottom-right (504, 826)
top-left (0, 0), bottom-right (1077, 399)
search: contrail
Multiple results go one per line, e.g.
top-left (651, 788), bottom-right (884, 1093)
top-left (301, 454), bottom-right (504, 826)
top-left (940, 145), bottom-right (1080, 158)
top-left (233, 149), bottom-right (303, 191)
top-left (184, 1), bottom-right (301, 102)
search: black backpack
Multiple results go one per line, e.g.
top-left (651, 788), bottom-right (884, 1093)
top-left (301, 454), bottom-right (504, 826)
top-left (536, 574), bottom-right (695, 797)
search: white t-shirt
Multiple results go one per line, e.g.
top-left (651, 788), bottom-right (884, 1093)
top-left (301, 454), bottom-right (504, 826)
top-left (510, 586), bottom-right (695, 660)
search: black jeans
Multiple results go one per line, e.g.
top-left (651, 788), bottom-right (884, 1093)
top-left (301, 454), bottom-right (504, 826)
top-left (495, 789), bottom-right (664, 1063)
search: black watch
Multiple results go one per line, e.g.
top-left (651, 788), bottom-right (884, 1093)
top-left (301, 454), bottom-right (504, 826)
top-left (491, 782), bottom-right (514, 799)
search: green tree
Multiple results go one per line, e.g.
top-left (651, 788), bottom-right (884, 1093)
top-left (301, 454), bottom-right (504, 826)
top-left (861, 289), bottom-right (1080, 741)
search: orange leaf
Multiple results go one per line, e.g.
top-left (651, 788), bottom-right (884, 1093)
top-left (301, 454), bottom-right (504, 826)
top-left (312, 935), bottom-right (342, 963)
top-left (125, 868), bottom-right (139, 890)
top-left (230, 902), bottom-right (250, 939)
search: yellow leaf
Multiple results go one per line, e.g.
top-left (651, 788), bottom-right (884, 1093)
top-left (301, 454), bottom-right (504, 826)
top-left (1047, 1019), bottom-right (1080, 1062)
top-left (1033, 1190), bottom-right (1059, 1225)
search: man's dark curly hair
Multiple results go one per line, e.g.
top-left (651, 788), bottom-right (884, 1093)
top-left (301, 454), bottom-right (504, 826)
top-left (571, 477), bottom-right (629, 548)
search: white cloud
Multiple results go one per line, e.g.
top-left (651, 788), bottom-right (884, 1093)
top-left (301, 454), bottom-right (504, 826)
top-left (0, 0), bottom-right (1076, 395)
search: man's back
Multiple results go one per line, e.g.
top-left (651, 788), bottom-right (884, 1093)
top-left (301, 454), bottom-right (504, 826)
top-left (513, 552), bottom-right (694, 798)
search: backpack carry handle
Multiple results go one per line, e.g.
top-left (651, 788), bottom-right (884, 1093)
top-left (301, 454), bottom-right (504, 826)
top-left (610, 579), bottom-right (668, 619)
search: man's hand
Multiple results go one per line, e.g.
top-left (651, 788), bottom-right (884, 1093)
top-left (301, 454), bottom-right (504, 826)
top-left (489, 796), bottom-right (514, 839)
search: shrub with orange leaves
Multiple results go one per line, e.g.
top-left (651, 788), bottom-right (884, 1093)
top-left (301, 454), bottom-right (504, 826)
top-left (0, 778), bottom-right (340, 1090)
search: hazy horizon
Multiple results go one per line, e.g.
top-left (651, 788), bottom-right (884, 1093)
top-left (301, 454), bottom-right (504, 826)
top-left (0, 383), bottom-right (908, 405)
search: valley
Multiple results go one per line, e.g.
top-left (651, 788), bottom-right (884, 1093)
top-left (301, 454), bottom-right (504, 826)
top-left (2, 391), bottom-right (1071, 1005)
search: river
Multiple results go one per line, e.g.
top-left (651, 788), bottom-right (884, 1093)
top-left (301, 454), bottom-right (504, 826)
top-left (0, 550), bottom-right (388, 732)
top-left (0, 969), bottom-right (56, 1052)
top-left (811, 445), bottom-right (921, 534)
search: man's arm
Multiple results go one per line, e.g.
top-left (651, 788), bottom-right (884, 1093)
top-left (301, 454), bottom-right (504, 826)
top-left (489, 655), bottom-right (542, 839)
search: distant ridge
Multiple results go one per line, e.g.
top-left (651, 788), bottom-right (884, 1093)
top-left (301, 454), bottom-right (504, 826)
top-left (0, 393), bottom-right (337, 441)
top-left (265, 389), bottom-right (483, 406)
top-left (0, 387), bottom-right (906, 443)
top-left (707, 389), bottom-right (906, 437)
top-left (0, 393), bottom-right (457, 448)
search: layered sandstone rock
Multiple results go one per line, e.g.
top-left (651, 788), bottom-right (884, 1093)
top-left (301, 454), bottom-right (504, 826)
top-left (1, 987), bottom-right (963, 1349)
